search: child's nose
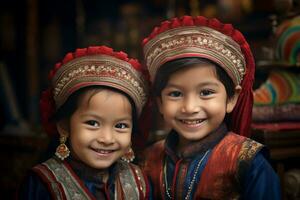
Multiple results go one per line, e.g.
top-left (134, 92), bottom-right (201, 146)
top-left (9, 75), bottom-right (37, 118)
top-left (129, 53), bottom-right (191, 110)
top-left (181, 96), bottom-right (200, 114)
top-left (97, 128), bottom-right (115, 144)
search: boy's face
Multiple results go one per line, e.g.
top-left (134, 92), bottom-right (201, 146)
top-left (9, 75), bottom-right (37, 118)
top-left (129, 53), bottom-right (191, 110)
top-left (157, 64), bottom-right (238, 148)
top-left (66, 89), bottom-right (132, 169)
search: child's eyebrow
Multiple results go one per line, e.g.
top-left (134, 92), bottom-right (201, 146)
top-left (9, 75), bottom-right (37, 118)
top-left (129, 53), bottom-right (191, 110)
top-left (80, 113), bottom-right (132, 121)
top-left (80, 113), bottom-right (102, 119)
top-left (165, 83), bottom-right (181, 88)
top-left (166, 81), bottom-right (220, 88)
top-left (114, 116), bottom-right (132, 121)
top-left (197, 82), bottom-right (220, 87)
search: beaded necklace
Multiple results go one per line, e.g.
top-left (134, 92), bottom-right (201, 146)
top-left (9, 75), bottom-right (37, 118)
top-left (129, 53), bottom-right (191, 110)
top-left (164, 150), bottom-right (210, 200)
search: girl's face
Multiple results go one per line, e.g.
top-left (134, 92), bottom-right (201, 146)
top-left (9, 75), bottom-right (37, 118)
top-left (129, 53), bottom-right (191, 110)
top-left (65, 89), bottom-right (132, 169)
top-left (157, 63), bottom-right (239, 149)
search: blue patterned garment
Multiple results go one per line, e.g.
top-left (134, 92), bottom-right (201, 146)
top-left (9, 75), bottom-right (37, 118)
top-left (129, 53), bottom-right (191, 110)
top-left (161, 124), bottom-right (281, 200)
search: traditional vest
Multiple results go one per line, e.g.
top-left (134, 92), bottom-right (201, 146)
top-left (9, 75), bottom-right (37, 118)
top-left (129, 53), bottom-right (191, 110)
top-left (142, 132), bottom-right (264, 199)
top-left (32, 157), bottom-right (149, 200)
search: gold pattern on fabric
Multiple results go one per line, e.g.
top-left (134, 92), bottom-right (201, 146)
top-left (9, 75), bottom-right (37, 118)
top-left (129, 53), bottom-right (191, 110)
top-left (33, 164), bottom-right (65, 200)
top-left (43, 158), bottom-right (94, 200)
top-left (116, 160), bottom-right (147, 200)
top-left (238, 138), bottom-right (263, 162)
top-left (144, 26), bottom-right (246, 85)
top-left (52, 55), bottom-right (148, 115)
top-left (35, 158), bottom-right (147, 200)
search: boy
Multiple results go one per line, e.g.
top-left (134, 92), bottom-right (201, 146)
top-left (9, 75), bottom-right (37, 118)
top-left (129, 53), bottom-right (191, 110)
top-left (142, 16), bottom-right (280, 199)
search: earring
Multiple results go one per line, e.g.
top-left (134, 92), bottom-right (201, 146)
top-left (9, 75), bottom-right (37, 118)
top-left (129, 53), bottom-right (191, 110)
top-left (55, 135), bottom-right (70, 160)
top-left (121, 147), bottom-right (135, 163)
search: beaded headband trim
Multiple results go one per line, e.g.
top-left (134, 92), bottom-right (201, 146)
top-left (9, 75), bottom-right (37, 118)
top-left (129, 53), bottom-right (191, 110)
top-left (52, 54), bottom-right (148, 115)
top-left (143, 26), bottom-right (246, 85)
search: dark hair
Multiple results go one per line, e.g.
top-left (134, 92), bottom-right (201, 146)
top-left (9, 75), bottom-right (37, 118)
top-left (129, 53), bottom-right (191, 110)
top-left (53, 85), bottom-right (138, 137)
top-left (153, 57), bottom-right (235, 100)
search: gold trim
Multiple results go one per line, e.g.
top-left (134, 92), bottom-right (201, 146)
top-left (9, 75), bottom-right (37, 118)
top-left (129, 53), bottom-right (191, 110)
top-left (52, 55), bottom-right (148, 115)
top-left (238, 138), bottom-right (263, 162)
top-left (144, 26), bottom-right (246, 85)
top-left (43, 158), bottom-right (93, 200)
top-left (116, 160), bottom-right (147, 199)
top-left (33, 164), bottom-right (64, 199)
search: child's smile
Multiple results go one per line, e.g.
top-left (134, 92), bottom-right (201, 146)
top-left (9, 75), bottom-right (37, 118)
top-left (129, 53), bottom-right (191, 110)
top-left (90, 147), bottom-right (116, 157)
top-left (175, 116), bottom-right (208, 134)
top-left (178, 118), bottom-right (205, 128)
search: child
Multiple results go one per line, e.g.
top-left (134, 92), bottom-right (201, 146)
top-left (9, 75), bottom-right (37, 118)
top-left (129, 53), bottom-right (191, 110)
top-left (18, 46), bottom-right (150, 199)
top-left (141, 16), bottom-right (281, 199)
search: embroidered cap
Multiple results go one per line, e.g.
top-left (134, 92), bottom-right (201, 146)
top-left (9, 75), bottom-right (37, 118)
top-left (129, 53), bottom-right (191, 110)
top-left (40, 46), bottom-right (148, 135)
top-left (143, 17), bottom-right (246, 86)
top-left (142, 16), bottom-right (256, 137)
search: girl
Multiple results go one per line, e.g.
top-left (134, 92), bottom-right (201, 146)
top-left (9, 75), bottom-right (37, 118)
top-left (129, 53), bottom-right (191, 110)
top-left (18, 46), bottom-right (150, 199)
top-left (142, 16), bottom-right (281, 199)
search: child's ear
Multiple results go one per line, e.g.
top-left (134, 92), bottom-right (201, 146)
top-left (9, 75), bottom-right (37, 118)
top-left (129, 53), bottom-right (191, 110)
top-left (226, 85), bottom-right (242, 113)
top-left (156, 97), bottom-right (163, 115)
top-left (56, 119), bottom-right (70, 137)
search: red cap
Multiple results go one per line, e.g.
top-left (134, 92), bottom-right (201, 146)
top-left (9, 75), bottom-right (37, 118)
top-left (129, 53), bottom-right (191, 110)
top-left (142, 16), bottom-right (255, 137)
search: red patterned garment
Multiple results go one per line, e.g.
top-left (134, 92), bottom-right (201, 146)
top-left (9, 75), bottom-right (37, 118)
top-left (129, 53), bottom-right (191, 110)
top-left (141, 129), bottom-right (280, 199)
top-left (19, 156), bottom-right (150, 200)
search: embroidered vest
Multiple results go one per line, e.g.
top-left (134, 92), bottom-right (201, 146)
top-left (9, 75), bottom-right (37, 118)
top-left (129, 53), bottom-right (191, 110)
top-left (32, 158), bottom-right (148, 200)
top-left (142, 132), bottom-right (263, 199)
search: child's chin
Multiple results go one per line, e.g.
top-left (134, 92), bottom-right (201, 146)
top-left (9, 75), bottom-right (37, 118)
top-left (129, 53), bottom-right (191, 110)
top-left (180, 132), bottom-right (209, 141)
top-left (89, 160), bottom-right (116, 169)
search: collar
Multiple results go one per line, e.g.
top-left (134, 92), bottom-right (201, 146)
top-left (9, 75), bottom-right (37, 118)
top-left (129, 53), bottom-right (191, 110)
top-left (165, 123), bottom-right (228, 162)
top-left (67, 156), bottom-right (112, 184)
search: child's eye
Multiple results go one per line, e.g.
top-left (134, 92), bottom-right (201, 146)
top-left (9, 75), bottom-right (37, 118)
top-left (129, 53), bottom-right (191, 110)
top-left (85, 120), bottom-right (99, 127)
top-left (200, 89), bottom-right (214, 96)
top-left (168, 91), bottom-right (182, 97)
top-left (115, 123), bottom-right (130, 129)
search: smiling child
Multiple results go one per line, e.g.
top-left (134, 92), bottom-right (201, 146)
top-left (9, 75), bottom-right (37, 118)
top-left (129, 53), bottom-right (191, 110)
top-left (18, 46), bottom-right (150, 199)
top-left (142, 16), bottom-right (281, 199)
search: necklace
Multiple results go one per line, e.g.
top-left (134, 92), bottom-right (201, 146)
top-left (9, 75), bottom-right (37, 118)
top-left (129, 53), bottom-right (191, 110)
top-left (164, 150), bottom-right (210, 200)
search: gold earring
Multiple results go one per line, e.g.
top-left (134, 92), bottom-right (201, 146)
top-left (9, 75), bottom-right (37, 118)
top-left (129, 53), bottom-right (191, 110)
top-left (121, 147), bottom-right (135, 163)
top-left (55, 135), bottom-right (70, 160)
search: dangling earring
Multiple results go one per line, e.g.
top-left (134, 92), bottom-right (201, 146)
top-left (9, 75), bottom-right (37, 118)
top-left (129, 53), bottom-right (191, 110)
top-left (55, 135), bottom-right (70, 160)
top-left (121, 147), bottom-right (135, 163)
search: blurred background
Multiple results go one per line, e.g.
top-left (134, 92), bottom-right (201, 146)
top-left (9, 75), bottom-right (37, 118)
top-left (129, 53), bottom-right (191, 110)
top-left (1, 0), bottom-right (300, 199)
